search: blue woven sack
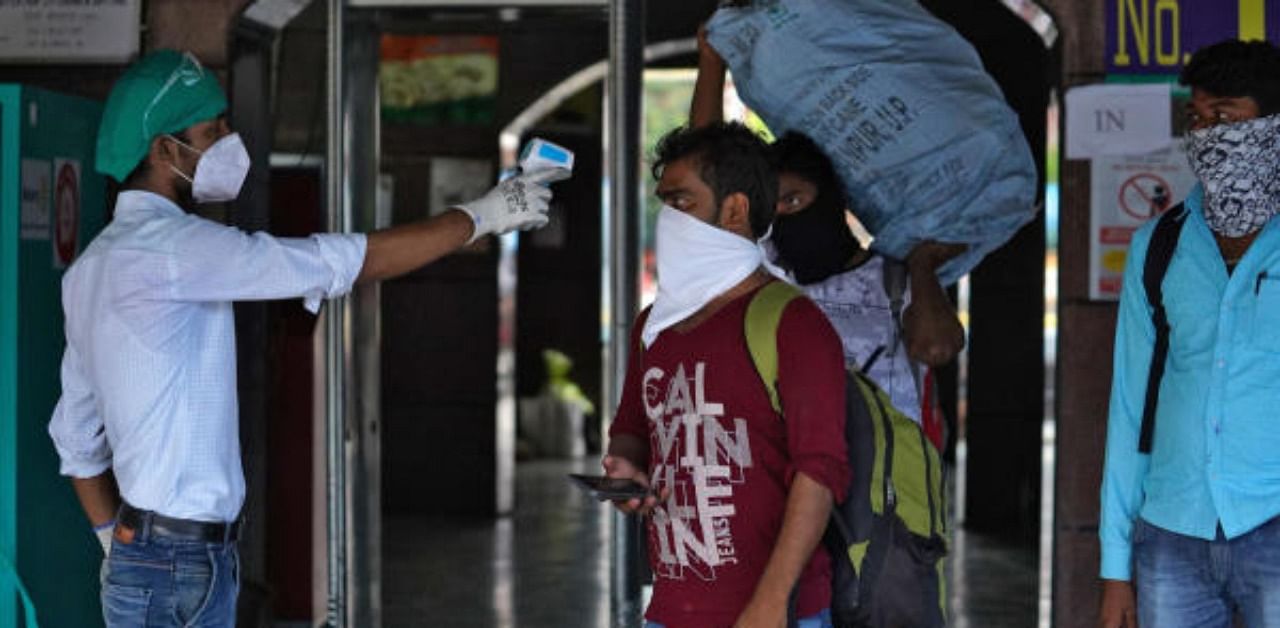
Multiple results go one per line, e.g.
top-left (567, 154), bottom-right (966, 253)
top-left (707, 0), bottom-right (1037, 284)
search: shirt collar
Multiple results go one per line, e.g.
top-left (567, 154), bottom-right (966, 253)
top-left (114, 190), bottom-right (186, 219)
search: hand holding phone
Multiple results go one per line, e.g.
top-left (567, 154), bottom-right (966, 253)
top-left (568, 474), bottom-right (651, 501)
top-left (594, 456), bottom-right (671, 516)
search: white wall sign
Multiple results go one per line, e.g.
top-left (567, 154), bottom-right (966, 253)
top-left (1066, 84), bottom-right (1173, 159)
top-left (20, 159), bottom-right (51, 241)
top-left (1089, 146), bottom-right (1199, 300)
top-left (0, 0), bottom-right (141, 63)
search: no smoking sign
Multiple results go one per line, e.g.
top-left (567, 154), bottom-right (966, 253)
top-left (53, 159), bottom-right (80, 268)
top-left (1118, 173), bottom-right (1175, 221)
top-left (1090, 148), bottom-right (1198, 301)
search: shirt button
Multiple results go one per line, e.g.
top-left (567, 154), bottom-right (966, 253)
top-left (1217, 360), bottom-right (1226, 368)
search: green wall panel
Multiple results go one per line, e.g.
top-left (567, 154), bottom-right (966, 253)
top-left (1, 84), bottom-right (106, 628)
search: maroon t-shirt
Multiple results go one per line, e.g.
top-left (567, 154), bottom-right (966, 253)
top-left (610, 282), bottom-right (850, 628)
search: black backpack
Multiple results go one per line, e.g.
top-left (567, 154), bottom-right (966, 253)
top-left (1138, 203), bottom-right (1190, 454)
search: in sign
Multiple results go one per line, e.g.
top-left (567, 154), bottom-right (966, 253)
top-left (1096, 109), bottom-right (1127, 133)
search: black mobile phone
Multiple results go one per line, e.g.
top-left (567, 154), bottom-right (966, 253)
top-left (567, 474), bottom-right (651, 501)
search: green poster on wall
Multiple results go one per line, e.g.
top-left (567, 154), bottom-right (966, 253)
top-left (379, 34), bottom-right (499, 126)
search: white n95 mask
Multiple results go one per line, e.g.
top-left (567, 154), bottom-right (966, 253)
top-left (169, 132), bottom-right (252, 203)
top-left (641, 205), bottom-right (766, 348)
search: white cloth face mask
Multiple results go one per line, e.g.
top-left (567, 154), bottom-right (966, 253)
top-left (641, 205), bottom-right (766, 348)
top-left (169, 132), bottom-right (252, 203)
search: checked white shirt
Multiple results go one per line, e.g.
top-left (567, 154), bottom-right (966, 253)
top-left (49, 190), bottom-right (366, 522)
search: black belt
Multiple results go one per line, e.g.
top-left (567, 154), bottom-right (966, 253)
top-left (117, 502), bottom-right (240, 544)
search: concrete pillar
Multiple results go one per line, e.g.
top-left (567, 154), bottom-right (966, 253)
top-left (1037, 3), bottom-right (1111, 628)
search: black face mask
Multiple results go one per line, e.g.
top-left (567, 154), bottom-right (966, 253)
top-left (771, 191), bottom-right (861, 285)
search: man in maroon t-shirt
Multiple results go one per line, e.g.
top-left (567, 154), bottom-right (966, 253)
top-left (604, 123), bottom-right (849, 628)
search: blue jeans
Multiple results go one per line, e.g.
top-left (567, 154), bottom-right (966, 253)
top-left (1134, 516), bottom-right (1280, 628)
top-left (645, 608), bottom-right (833, 628)
top-left (101, 534), bottom-right (239, 627)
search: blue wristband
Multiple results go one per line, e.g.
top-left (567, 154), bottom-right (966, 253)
top-left (93, 519), bottom-right (116, 532)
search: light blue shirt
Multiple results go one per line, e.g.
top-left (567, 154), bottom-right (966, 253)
top-left (1100, 185), bottom-right (1280, 581)
top-left (48, 191), bottom-right (366, 522)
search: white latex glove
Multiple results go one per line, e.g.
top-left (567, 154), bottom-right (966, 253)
top-left (95, 522), bottom-right (114, 556)
top-left (454, 168), bottom-right (562, 244)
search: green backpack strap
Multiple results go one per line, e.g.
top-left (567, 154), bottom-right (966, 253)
top-left (744, 281), bottom-right (805, 415)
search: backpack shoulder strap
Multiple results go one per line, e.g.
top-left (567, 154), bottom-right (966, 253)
top-left (633, 306), bottom-right (653, 359)
top-left (744, 281), bottom-right (805, 416)
top-left (880, 255), bottom-right (923, 390)
top-left (1139, 204), bottom-right (1189, 454)
top-left (744, 281), bottom-right (819, 628)
top-left (881, 256), bottom-right (908, 326)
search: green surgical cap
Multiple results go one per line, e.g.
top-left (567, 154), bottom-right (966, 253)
top-left (96, 50), bottom-right (228, 182)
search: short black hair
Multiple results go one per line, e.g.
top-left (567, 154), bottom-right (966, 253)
top-left (1180, 39), bottom-right (1280, 115)
top-left (772, 132), bottom-right (847, 206)
top-left (652, 122), bottom-right (777, 238)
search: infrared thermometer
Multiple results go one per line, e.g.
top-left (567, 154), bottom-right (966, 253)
top-left (519, 137), bottom-right (574, 183)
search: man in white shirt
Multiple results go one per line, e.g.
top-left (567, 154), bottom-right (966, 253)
top-left (48, 49), bottom-right (557, 628)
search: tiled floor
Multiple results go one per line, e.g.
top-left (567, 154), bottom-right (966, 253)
top-left (383, 457), bottom-right (1040, 628)
top-left (383, 458), bottom-right (614, 628)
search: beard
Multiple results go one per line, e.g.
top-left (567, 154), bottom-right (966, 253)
top-left (170, 158), bottom-right (197, 213)
top-left (175, 182), bottom-right (196, 212)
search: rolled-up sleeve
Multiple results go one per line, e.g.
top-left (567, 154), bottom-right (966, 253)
top-left (304, 233), bottom-right (368, 312)
top-left (777, 298), bottom-right (851, 502)
top-left (48, 344), bottom-right (112, 478)
top-left (165, 216), bottom-right (367, 313)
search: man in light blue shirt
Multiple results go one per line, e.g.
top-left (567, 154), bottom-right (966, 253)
top-left (49, 50), bottom-right (559, 628)
top-left (1099, 40), bottom-right (1280, 628)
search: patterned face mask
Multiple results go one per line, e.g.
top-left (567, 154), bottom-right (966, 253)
top-left (1184, 114), bottom-right (1280, 238)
